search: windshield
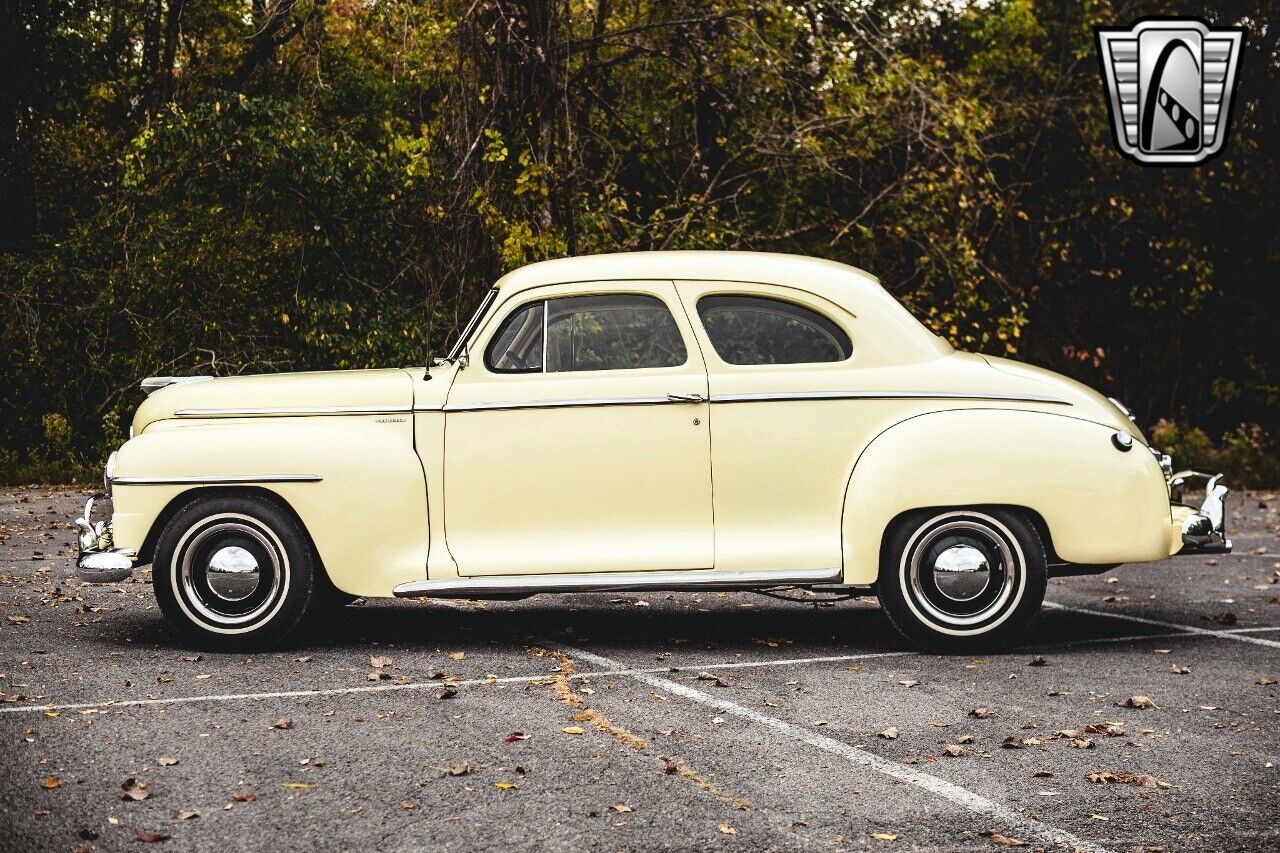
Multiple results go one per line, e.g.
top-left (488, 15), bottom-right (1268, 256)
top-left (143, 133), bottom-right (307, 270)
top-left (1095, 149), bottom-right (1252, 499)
top-left (445, 288), bottom-right (498, 361)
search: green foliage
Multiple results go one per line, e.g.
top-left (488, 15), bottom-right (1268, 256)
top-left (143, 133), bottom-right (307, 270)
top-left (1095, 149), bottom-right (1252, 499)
top-left (1, 1), bottom-right (1276, 483)
top-left (1149, 421), bottom-right (1280, 489)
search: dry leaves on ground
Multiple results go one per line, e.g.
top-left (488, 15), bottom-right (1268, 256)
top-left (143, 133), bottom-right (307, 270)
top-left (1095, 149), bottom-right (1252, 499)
top-left (157, 756), bottom-right (178, 766)
top-left (718, 823), bottom-right (737, 835)
top-left (121, 778), bottom-right (151, 801)
top-left (942, 744), bottom-right (964, 757)
top-left (177, 809), bottom-right (200, 820)
top-left (41, 776), bottom-right (60, 789)
top-left (878, 727), bottom-right (899, 740)
top-left (1087, 770), bottom-right (1171, 789)
top-left (871, 832), bottom-right (899, 841)
top-left (135, 830), bottom-right (170, 843)
top-left (984, 830), bottom-right (1027, 846)
top-left (1120, 695), bottom-right (1157, 709)
top-left (448, 762), bottom-right (472, 776)
top-left (271, 718), bottom-right (293, 730)
top-left (969, 707), bottom-right (993, 719)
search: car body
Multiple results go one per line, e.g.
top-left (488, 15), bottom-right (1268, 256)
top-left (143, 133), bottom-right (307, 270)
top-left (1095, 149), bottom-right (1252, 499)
top-left (75, 251), bottom-right (1230, 649)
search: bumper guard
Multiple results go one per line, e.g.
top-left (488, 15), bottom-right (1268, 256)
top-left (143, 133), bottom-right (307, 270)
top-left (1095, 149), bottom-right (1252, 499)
top-left (1173, 472), bottom-right (1231, 555)
top-left (75, 496), bottom-right (135, 582)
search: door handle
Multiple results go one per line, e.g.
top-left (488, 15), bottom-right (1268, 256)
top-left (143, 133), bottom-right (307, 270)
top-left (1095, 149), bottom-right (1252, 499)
top-left (666, 393), bottom-right (707, 403)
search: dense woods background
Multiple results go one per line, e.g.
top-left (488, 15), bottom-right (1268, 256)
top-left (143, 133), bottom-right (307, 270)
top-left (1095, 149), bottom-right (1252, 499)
top-left (2, 0), bottom-right (1277, 483)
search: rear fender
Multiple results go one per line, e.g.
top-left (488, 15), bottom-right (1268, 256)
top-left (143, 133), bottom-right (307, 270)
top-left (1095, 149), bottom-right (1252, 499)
top-left (841, 409), bottom-right (1171, 584)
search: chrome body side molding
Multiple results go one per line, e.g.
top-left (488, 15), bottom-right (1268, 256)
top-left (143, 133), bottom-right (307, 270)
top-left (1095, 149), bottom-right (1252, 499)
top-left (710, 390), bottom-right (1072, 406)
top-left (112, 474), bottom-right (323, 486)
top-left (435, 390), bottom-right (1067, 414)
top-left (174, 405), bottom-right (410, 418)
top-left (393, 567), bottom-right (845, 599)
top-left (443, 395), bottom-right (675, 413)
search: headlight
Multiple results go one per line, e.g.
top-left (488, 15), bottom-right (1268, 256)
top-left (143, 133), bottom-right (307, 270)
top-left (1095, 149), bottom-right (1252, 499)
top-left (104, 451), bottom-right (117, 497)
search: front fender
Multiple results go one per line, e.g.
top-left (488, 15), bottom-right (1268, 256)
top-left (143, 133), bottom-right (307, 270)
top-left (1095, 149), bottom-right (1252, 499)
top-left (841, 408), bottom-right (1171, 585)
top-left (111, 416), bottom-right (429, 597)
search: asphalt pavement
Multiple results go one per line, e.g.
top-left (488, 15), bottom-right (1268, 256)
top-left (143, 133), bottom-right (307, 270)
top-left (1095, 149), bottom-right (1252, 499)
top-left (1, 487), bottom-right (1276, 852)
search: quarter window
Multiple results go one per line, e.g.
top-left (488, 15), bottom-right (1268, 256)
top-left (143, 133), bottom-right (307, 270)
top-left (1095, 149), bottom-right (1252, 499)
top-left (696, 295), bottom-right (852, 365)
top-left (486, 294), bottom-right (687, 373)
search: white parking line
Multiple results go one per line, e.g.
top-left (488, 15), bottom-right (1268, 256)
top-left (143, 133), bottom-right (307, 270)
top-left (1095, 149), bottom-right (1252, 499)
top-left (6, 621), bottom-right (1276, 716)
top-left (554, 640), bottom-right (1117, 853)
top-left (1044, 601), bottom-right (1280, 649)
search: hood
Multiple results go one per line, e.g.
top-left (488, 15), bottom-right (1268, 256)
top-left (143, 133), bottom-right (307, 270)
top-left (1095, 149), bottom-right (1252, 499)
top-left (973, 353), bottom-right (1145, 444)
top-left (132, 368), bottom-right (416, 434)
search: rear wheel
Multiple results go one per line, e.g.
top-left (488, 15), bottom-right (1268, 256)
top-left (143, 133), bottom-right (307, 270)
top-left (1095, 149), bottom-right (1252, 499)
top-left (877, 508), bottom-right (1046, 651)
top-left (152, 493), bottom-right (317, 649)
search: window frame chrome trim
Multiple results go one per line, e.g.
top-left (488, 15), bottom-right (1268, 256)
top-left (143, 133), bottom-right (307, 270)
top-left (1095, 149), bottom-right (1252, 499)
top-left (444, 395), bottom-right (676, 413)
top-left (112, 474), bottom-right (323, 486)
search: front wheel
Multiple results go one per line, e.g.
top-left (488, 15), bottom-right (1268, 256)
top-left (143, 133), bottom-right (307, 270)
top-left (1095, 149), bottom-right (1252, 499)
top-left (152, 493), bottom-right (318, 649)
top-left (877, 508), bottom-right (1047, 651)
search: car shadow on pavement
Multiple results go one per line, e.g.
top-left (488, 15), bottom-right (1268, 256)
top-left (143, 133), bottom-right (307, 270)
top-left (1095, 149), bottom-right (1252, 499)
top-left (90, 593), bottom-right (1173, 656)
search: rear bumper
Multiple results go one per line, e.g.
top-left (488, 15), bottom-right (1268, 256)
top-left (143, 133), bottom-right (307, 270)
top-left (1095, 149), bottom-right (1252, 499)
top-left (74, 496), bottom-right (136, 583)
top-left (1170, 473), bottom-right (1231, 555)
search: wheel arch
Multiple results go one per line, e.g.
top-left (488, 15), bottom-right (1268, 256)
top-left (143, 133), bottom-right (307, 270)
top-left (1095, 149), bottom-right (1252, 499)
top-left (878, 504), bottom-right (1059, 573)
top-left (841, 407), bottom-right (1171, 585)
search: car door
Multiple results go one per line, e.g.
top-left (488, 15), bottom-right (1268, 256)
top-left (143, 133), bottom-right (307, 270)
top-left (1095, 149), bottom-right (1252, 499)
top-left (676, 280), bottom-right (862, 574)
top-left (442, 281), bottom-right (713, 576)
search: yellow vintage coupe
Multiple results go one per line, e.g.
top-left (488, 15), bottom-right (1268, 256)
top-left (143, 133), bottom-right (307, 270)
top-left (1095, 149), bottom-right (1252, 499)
top-left (76, 252), bottom-right (1229, 649)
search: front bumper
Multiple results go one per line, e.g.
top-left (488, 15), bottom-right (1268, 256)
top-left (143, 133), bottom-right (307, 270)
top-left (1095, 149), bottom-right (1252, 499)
top-left (1170, 472), bottom-right (1231, 555)
top-left (75, 496), bottom-right (136, 583)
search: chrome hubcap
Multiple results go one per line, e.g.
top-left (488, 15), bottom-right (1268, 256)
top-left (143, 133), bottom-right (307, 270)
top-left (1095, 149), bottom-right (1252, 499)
top-left (206, 546), bottom-right (261, 602)
top-left (903, 515), bottom-right (1021, 630)
top-left (174, 515), bottom-right (288, 629)
top-left (931, 544), bottom-right (991, 602)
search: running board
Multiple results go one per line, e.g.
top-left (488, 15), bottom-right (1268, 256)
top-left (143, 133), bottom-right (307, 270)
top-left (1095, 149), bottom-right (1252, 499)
top-left (392, 567), bottom-right (844, 599)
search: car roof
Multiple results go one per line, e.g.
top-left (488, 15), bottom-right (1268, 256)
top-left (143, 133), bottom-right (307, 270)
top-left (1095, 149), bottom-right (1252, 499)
top-left (492, 251), bottom-right (881, 300)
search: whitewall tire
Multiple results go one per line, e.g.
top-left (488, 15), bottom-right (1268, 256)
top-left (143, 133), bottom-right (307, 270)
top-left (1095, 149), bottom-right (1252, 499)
top-left (877, 509), bottom-right (1047, 651)
top-left (152, 493), bottom-right (318, 649)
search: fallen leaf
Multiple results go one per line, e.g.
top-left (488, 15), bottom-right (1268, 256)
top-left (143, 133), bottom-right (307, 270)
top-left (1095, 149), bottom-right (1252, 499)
top-left (7, 615), bottom-right (29, 623)
top-left (611, 804), bottom-right (632, 813)
top-left (232, 792), bottom-right (256, 802)
top-left (134, 829), bottom-right (170, 843)
top-left (176, 809), bottom-right (199, 820)
top-left (157, 757), bottom-right (178, 766)
top-left (1027, 656), bottom-right (1048, 667)
top-left (450, 651), bottom-right (466, 661)
top-left (448, 762), bottom-right (472, 777)
top-left (956, 734), bottom-right (975, 744)
top-left (878, 727), bottom-right (899, 740)
top-left (984, 830), bottom-right (1027, 847)
top-left (438, 686), bottom-right (458, 700)
top-left (368, 670), bottom-right (391, 681)
top-left (943, 744), bottom-right (964, 757)
top-left (494, 781), bottom-right (517, 790)
top-left (1001, 736), bottom-right (1028, 749)
top-left (562, 726), bottom-right (585, 735)
top-left (1257, 676), bottom-right (1277, 685)
top-left (1069, 737), bottom-right (1095, 749)
top-left (121, 778), bottom-right (151, 801)
top-left (719, 823), bottom-right (737, 835)
top-left (371, 655), bottom-right (393, 668)
top-left (1120, 695), bottom-right (1157, 709)
top-left (871, 832), bottom-right (899, 841)
top-left (400, 800), bottom-right (415, 810)
top-left (195, 674), bottom-right (211, 680)
top-left (182, 655), bottom-right (201, 662)
top-left (41, 776), bottom-right (60, 789)
top-left (1087, 770), bottom-right (1171, 789)
top-left (969, 707), bottom-right (993, 719)
top-left (295, 656), bottom-right (312, 663)
top-left (271, 718), bottom-right (293, 730)
top-left (1032, 770), bottom-right (1053, 778)
top-left (1084, 722), bottom-right (1125, 737)
top-left (504, 732), bottom-right (528, 743)
top-left (281, 782), bottom-right (313, 790)
top-left (898, 680), bottom-right (919, 688)
top-left (1169, 665), bottom-right (1191, 675)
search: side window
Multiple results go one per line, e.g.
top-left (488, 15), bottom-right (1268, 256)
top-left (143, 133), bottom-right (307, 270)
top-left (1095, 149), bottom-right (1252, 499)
top-left (486, 302), bottom-right (543, 373)
top-left (485, 294), bottom-right (687, 374)
top-left (696, 294), bottom-right (852, 365)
